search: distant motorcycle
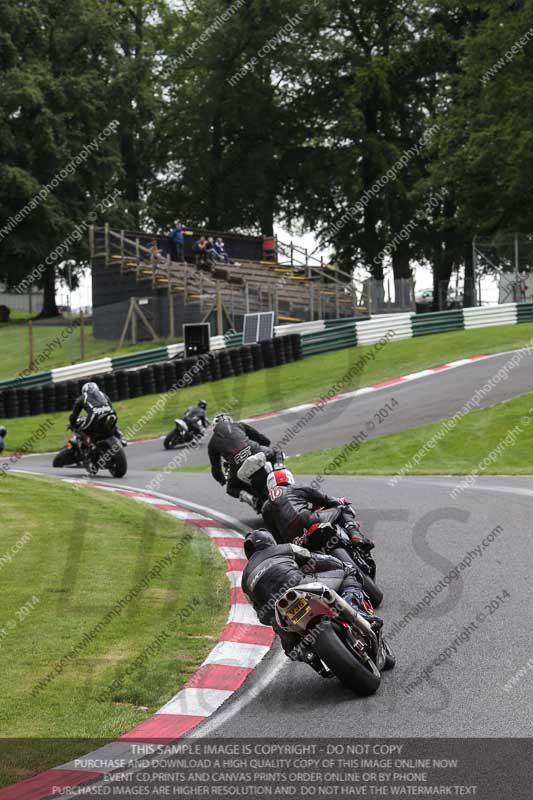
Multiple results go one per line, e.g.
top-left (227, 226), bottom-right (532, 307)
top-left (53, 419), bottom-right (127, 478)
top-left (297, 506), bottom-right (384, 608)
top-left (164, 419), bottom-right (205, 450)
top-left (275, 580), bottom-right (394, 695)
top-left (0, 425), bottom-right (6, 454)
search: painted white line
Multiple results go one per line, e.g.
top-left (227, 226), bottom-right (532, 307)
top-left (203, 640), bottom-right (271, 669)
top-left (158, 687), bottom-right (233, 716)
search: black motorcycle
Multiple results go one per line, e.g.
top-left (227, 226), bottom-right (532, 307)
top-left (53, 417), bottom-right (127, 478)
top-left (0, 425), bottom-right (6, 454)
top-left (163, 419), bottom-right (205, 450)
top-left (298, 506), bottom-right (384, 609)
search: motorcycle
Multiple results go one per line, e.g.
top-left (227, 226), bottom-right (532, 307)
top-left (275, 580), bottom-right (394, 695)
top-left (231, 450), bottom-right (285, 513)
top-left (164, 419), bottom-right (205, 450)
top-left (53, 417), bottom-right (127, 478)
top-left (298, 506), bottom-right (384, 609)
top-left (0, 425), bottom-right (6, 454)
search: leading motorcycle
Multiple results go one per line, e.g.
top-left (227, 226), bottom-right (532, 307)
top-left (275, 581), bottom-right (394, 695)
top-left (164, 419), bottom-right (205, 450)
top-left (53, 418), bottom-right (127, 478)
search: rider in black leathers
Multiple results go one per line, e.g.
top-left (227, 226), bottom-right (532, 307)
top-left (242, 529), bottom-right (381, 659)
top-left (261, 469), bottom-right (374, 554)
top-left (182, 400), bottom-right (209, 438)
top-left (0, 425), bottom-right (6, 454)
top-left (208, 414), bottom-right (283, 500)
top-left (69, 382), bottom-right (124, 442)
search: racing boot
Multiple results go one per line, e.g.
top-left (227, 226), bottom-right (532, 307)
top-left (239, 490), bottom-right (257, 510)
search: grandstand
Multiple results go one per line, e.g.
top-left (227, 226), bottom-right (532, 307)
top-left (89, 224), bottom-right (364, 339)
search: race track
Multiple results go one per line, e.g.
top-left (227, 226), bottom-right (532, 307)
top-left (13, 349), bottom-right (533, 795)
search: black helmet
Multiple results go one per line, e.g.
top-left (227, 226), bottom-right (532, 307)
top-left (244, 529), bottom-right (276, 559)
top-left (0, 426), bottom-right (6, 438)
top-left (198, 400), bottom-right (207, 410)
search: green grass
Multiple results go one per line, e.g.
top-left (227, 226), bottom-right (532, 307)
top-left (0, 316), bottom-right (179, 383)
top-left (4, 322), bottom-right (533, 455)
top-left (0, 474), bottom-right (229, 786)
top-left (287, 393), bottom-right (533, 476)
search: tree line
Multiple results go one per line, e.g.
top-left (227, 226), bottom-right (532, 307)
top-left (1, 0), bottom-right (532, 316)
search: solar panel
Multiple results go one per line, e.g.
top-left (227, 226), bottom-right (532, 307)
top-left (242, 312), bottom-right (275, 344)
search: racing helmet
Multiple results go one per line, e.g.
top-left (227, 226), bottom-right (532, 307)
top-left (82, 381), bottom-right (99, 394)
top-left (244, 529), bottom-right (277, 559)
top-left (0, 426), bottom-right (6, 438)
top-left (213, 413), bottom-right (233, 425)
top-left (266, 468), bottom-right (295, 491)
top-left (198, 399), bottom-right (208, 410)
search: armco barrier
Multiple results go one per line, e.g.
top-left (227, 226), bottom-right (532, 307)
top-left (411, 308), bottom-right (464, 336)
top-left (355, 313), bottom-right (412, 345)
top-left (517, 302), bottom-right (533, 323)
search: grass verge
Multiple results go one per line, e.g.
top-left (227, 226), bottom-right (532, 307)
top-left (0, 474), bottom-right (229, 787)
top-left (287, 393), bottom-right (533, 476)
top-left (4, 322), bottom-right (533, 455)
top-left (0, 317), bottom-right (180, 383)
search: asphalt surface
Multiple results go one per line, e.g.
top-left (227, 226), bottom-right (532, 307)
top-left (12, 350), bottom-right (533, 795)
top-left (64, 346), bottom-right (533, 472)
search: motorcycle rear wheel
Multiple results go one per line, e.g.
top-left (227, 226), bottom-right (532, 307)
top-left (314, 621), bottom-right (381, 695)
top-left (164, 430), bottom-right (183, 450)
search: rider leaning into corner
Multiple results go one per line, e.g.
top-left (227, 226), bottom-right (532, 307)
top-left (69, 382), bottom-right (126, 444)
top-left (182, 399), bottom-right (209, 438)
top-left (208, 413), bottom-right (283, 505)
top-left (242, 529), bottom-right (386, 666)
top-left (261, 468), bottom-right (374, 555)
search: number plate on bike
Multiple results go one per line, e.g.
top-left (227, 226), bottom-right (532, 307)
top-left (286, 598), bottom-right (311, 623)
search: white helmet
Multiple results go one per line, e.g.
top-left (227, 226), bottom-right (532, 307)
top-left (266, 468), bottom-right (295, 491)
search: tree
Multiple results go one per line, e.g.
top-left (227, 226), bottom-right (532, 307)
top-left (0, 0), bottom-right (123, 316)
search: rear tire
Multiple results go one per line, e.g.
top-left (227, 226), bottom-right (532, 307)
top-left (108, 447), bottom-right (128, 478)
top-left (53, 447), bottom-right (77, 468)
top-left (313, 621), bottom-right (381, 695)
top-left (360, 572), bottom-right (384, 609)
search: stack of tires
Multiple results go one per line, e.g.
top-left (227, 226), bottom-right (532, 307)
top-left (29, 386), bottom-right (45, 416)
top-left (116, 370), bottom-right (130, 400)
top-left (3, 389), bottom-right (19, 419)
top-left (259, 339), bottom-right (276, 368)
top-left (0, 334), bottom-right (305, 419)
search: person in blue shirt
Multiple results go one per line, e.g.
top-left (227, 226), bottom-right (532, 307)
top-left (169, 221), bottom-right (185, 262)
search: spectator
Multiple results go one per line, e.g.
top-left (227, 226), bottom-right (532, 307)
top-left (150, 238), bottom-right (163, 263)
top-left (192, 235), bottom-right (209, 265)
top-left (168, 221), bottom-right (185, 262)
top-left (205, 236), bottom-right (219, 261)
top-left (214, 237), bottom-right (231, 264)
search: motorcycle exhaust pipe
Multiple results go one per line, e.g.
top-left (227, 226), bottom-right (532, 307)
top-left (321, 590), bottom-right (372, 635)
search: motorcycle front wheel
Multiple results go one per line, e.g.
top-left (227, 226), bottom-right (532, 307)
top-left (164, 429), bottom-right (183, 450)
top-left (313, 621), bottom-right (381, 696)
top-left (53, 447), bottom-right (78, 468)
top-left (108, 447), bottom-right (128, 478)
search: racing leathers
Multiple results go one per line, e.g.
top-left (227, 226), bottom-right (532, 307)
top-left (69, 385), bottom-right (119, 440)
top-left (182, 404), bottom-right (209, 438)
top-left (208, 419), bottom-right (283, 498)
top-left (262, 484), bottom-right (357, 544)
